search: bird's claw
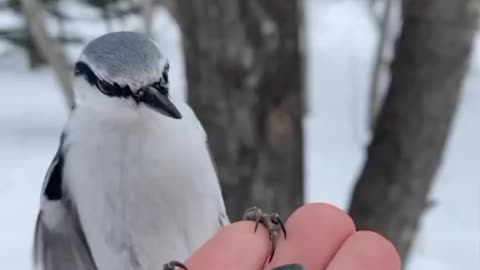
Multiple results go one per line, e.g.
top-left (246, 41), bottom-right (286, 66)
top-left (242, 206), bottom-right (287, 262)
top-left (163, 260), bottom-right (188, 270)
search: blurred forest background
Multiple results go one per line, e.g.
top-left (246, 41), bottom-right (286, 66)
top-left (0, 0), bottom-right (479, 269)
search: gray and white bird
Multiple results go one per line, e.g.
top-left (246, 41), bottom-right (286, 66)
top-left (32, 31), bottom-right (231, 270)
top-left (33, 31), bottom-right (285, 270)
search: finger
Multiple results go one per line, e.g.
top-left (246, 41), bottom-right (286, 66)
top-left (185, 221), bottom-right (271, 270)
top-left (325, 231), bottom-right (401, 270)
top-left (266, 203), bottom-right (356, 270)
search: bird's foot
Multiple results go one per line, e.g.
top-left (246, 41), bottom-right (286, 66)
top-left (242, 206), bottom-right (287, 262)
top-left (163, 260), bottom-right (188, 270)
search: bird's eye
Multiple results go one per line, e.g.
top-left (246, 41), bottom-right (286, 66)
top-left (162, 70), bottom-right (169, 84)
top-left (152, 81), bottom-right (168, 95)
top-left (162, 63), bottom-right (169, 82)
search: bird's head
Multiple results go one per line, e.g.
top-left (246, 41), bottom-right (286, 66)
top-left (73, 31), bottom-right (181, 119)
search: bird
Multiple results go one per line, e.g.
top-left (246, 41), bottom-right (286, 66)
top-left (32, 31), bottom-right (285, 270)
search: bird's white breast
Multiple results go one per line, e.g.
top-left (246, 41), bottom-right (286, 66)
top-left (63, 99), bottom-right (223, 270)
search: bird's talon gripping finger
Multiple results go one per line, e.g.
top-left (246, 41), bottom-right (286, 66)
top-left (254, 208), bottom-right (263, 232)
top-left (271, 213), bottom-right (287, 239)
top-left (269, 230), bottom-right (279, 262)
top-left (163, 260), bottom-right (188, 270)
top-left (242, 206), bottom-right (287, 262)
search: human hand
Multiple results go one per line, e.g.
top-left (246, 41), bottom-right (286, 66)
top-left (184, 203), bottom-right (401, 270)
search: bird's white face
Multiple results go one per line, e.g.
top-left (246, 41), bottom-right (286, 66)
top-left (72, 32), bottom-right (182, 119)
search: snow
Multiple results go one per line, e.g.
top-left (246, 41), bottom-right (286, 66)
top-left (0, 0), bottom-right (478, 269)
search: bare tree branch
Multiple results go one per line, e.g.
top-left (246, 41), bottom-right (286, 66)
top-left (368, 0), bottom-right (394, 132)
top-left (19, 0), bottom-right (74, 109)
top-left (142, 0), bottom-right (154, 35)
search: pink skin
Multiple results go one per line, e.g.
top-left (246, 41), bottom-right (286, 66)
top-left (185, 203), bottom-right (401, 270)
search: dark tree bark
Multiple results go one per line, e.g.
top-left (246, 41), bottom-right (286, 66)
top-left (349, 0), bottom-right (479, 262)
top-left (175, 1), bottom-right (305, 220)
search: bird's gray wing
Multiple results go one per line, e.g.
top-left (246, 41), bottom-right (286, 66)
top-left (33, 134), bottom-right (97, 270)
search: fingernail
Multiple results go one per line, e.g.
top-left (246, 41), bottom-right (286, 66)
top-left (270, 263), bottom-right (304, 270)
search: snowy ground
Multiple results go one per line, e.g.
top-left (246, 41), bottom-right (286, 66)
top-left (0, 1), bottom-right (478, 269)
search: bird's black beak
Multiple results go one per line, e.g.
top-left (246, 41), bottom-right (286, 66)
top-left (137, 86), bottom-right (182, 119)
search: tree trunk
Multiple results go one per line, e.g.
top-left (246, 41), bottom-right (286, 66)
top-left (348, 0), bottom-right (478, 262)
top-left (20, 0), bottom-right (75, 109)
top-left (175, 0), bottom-right (305, 220)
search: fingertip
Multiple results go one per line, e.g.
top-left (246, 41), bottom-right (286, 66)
top-left (267, 202), bottom-right (356, 269)
top-left (186, 221), bottom-right (271, 270)
top-left (326, 230), bottom-right (402, 270)
top-left (355, 231), bottom-right (401, 269)
top-left (288, 203), bottom-right (356, 232)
